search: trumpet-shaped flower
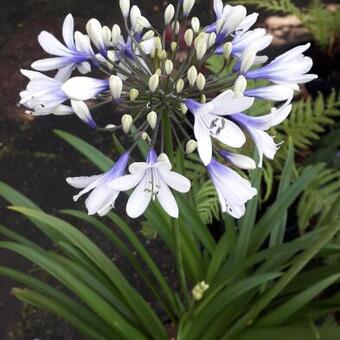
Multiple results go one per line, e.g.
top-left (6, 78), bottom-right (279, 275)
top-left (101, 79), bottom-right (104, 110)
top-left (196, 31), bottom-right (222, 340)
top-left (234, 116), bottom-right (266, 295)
top-left (31, 14), bottom-right (94, 80)
top-left (66, 152), bottom-right (129, 216)
top-left (245, 43), bottom-right (318, 89)
top-left (207, 158), bottom-right (257, 218)
top-left (109, 149), bottom-right (191, 218)
top-left (186, 90), bottom-right (254, 165)
top-left (231, 100), bottom-right (292, 166)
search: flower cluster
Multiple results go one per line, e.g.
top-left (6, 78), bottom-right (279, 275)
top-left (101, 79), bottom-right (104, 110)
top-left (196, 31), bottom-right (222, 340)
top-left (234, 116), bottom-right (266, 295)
top-left (20, 0), bottom-right (317, 219)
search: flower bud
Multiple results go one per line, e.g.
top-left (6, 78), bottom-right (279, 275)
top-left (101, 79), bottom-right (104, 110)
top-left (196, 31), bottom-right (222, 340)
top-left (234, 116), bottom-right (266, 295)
top-left (172, 21), bottom-right (180, 34)
top-left (141, 131), bottom-right (150, 142)
top-left (86, 18), bottom-right (104, 52)
top-left (234, 75), bottom-right (247, 97)
top-left (223, 42), bottom-right (232, 60)
top-left (183, 0), bottom-right (195, 17)
top-left (164, 4), bottom-right (175, 25)
top-left (180, 103), bottom-right (188, 114)
top-left (119, 0), bottom-right (130, 18)
top-left (105, 124), bottom-right (116, 130)
top-left (184, 29), bottom-right (194, 46)
top-left (164, 59), bottom-right (174, 75)
top-left (191, 17), bottom-right (200, 33)
top-left (186, 140), bottom-right (197, 154)
top-left (195, 38), bottom-right (207, 60)
top-left (240, 48), bottom-right (256, 74)
top-left (208, 32), bottom-right (216, 47)
top-left (171, 41), bottom-right (178, 52)
top-left (154, 36), bottom-right (162, 51)
top-left (137, 16), bottom-right (151, 31)
top-left (192, 281), bottom-right (209, 301)
top-left (158, 153), bottom-right (170, 163)
top-left (200, 94), bottom-right (206, 103)
top-left (102, 26), bottom-right (111, 45)
top-left (149, 74), bottom-right (159, 92)
top-left (142, 30), bottom-right (154, 40)
top-left (158, 49), bottom-right (167, 60)
top-left (188, 66), bottom-right (198, 87)
top-left (129, 88), bottom-right (139, 101)
top-left (150, 47), bottom-right (156, 58)
top-left (107, 51), bottom-right (115, 69)
top-left (111, 24), bottom-right (121, 47)
top-left (176, 79), bottom-right (184, 93)
top-left (109, 75), bottom-right (123, 100)
top-left (122, 114), bottom-right (133, 134)
top-left (155, 68), bottom-right (162, 76)
top-left (196, 73), bottom-right (206, 91)
top-left (147, 111), bottom-right (157, 129)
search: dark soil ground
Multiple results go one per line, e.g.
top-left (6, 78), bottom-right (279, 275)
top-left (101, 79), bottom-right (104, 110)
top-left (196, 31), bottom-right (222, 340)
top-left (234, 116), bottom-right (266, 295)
top-left (0, 0), bottom-right (338, 339)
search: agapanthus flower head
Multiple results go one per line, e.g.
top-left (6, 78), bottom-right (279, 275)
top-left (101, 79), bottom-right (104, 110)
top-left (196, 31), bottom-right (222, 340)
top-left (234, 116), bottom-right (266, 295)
top-left (20, 0), bottom-right (317, 219)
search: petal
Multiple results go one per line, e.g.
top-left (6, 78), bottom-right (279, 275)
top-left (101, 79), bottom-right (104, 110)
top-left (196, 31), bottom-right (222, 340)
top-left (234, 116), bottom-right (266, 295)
top-left (244, 85), bottom-right (294, 101)
top-left (126, 172), bottom-right (152, 218)
top-left (129, 162), bottom-right (149, 174)
top-left (51, 104), bottom-right (73, 115)
top-left (70, 100), bottom-right (96, 128)
top-left (37, 31), bottom-right (72, 56)
top-left (55, 63), bottom-right (77, 82)
top-left (109, 172), bottom-right (145, 191)
top-left (194, 118), bottom-right (212, 166)
top-left (220, 151), bottom-right (256, 169)
top-left (159, 169), bottom-right (191, 193)
top-left (77, 62), bottom-right (91, 74)
top-left (85, 185), bottom-right (117, 215)
top-left (61, 77), bottom-right (108, 100)
top-left (31, 57), bottom-right (71, 71)
top-left (214, 0), bottom-right (224, 17)
top-left (86, 18), bottom-right (105, 53)
top-left (157, 178), bottom-right (179, 218)
top-left (66, 174), bottom-right (102, 188)
top-left (63, 14), bottom-right (75, 50)
top-left (75, 31), bottom-right (94, 55)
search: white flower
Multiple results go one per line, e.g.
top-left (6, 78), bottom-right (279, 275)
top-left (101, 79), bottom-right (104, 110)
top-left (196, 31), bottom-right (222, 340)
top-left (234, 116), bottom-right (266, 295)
top-left (231, 100), bottom-right (293, 166)
top-left (109, 75), bottom-right (123, 101)
top-left (109, 149), bottom-right (191, 218)
top-left (31, 14), bottom-right (94, 80)
top-left (208, 158), bottom-right (257, 218)
top-left (185, 90), bottom-right (254, 165)
top-left (67, 153), bottom-right (129, 216)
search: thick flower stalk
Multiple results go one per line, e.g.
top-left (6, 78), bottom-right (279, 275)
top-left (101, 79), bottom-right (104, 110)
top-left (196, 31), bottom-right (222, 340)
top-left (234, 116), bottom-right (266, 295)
top-left (19, 0), bottom-right (317, 219)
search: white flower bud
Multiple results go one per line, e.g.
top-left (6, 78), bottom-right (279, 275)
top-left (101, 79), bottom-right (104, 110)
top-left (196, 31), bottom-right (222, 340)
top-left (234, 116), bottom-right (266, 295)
top-left (102, 26), bottom-right (111, 46)
top-left (195, 38), bottom-right (207, 60)
top-left (192, 281), bottom-right (209, 301)
top-left (200, 94), bottom-right (206, 103)
top-left (180, 103), bottom-right (188, 114)
top-left (106, 51), bottom-right (115, 69)
top-left (188, 66), bottom-right (198, 86)
top-left (122, 114), bottom-right (133, 134)
top-left (154, 37), bottom-right (162, 51)
top-left (105, 124), bottom-right (116, 130)
top-left (208, 32), bottom-right (216, 47)
top-left (158, 49), bottom-right (167, 60)
top-left (86, 18), bottom-right (105, 51)
top-left (164, 59), bottom-right (174, 75)
top-left (172, 21), bottom-right (180, 34)
top-left (240, 48), bottom-right (256, 74)
top-left (223, 42), bottom-right (232, 60)
top-left (141, 131), bottom-right (150, 142)
top-left (109, 75), bottom-right (123, 100)
top-left (129, 88), bottom-right (139, 101)
top-left (142, 30), bottom-right (154, 40)
top-left (184, 29), bottom-right (194, 46)
top-left (119, 0), bottom-right (130, 18)
top-left (164, 4), bottom-right (175, 25)
top-left (149, 74), bottom-right (159, 92)
top-left (186, 140), bottom-right (197, 154)
top-left (196, 73), bottom-right (206, 91)
top-left (183, 0), bottom-right (195, 17)
top-left (150, 47), bottom-right (156, 58)
top-left (171, 41), bottom-right (178, 52)
top-left (155, 68), bottom-right (162, 76)
top-left (176, 79), bottom-right (184, 93)
top-left (158, 153), bottom-right (170, 163)
top-left (234, 75), bottom-right (247, 97)
top-left (191, 17), bottom-right (200, 33)
top-left (111, 24), bottom-right (121, 47)
top-left (147, 111), bottom-right (158, 129)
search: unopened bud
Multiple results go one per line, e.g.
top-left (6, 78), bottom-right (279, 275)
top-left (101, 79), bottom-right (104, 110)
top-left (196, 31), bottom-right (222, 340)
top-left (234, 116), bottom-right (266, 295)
top-left (129, 88), bottom-right (139, 101)
top-left (141, 131), bottom-right (150, 142)
top-left (196, 73), bottom-right (206, 91)
top-left (158, 49), bottom-right (167, 60)
top-left (154, 37), bottom-right (162, 50)
top-left (103, 26), bottom-right (111, 45)
top-left (105, 124), bottom-right (116, 130)
top-left (195, 39), bottom-right (207, 60)
top-left (137, 16), bottom-right (151, 31)
top-left (155, 68), bottom-right (162, 76)
top-left (208, 32), bottom-right (216, 47)
top-left (200, 94), bottom-right (206, 103)
top-left (158, 153), bottom-right (170, 163)
top-left (109, 75), bottom-right (123, 100)
top-left (186, 140), bottom-right (197, 154)
top-left (147, 111), bottom-right (157, 129)
top-left (234, 75), bottom-right (247, 97)
top-left (180, 103), bottom-right (188, 114)
top-left (164, 60), bottom-right (174, 75)
top-left (192, 281), bottom-right (209, 301)
top-left (191, 17), bottom-right (200, 33)
top-left (223, 42), bottom-right (232, 60)
top-left (122, 114), bottom-right (133, 134)
top-left (172, 21), bottom-right (180, 34)
top-left (184, 29), bottom-right (194, 46)
top-left (188, 66), bottom-right (198, 86)
top-left (150, 47), bottom-right (156, 58)
top-left (240, 49), bottom-right (256, 74)
top-left (112, 24), bottom-right (121, 47)
top-left (164, 4), bottom-right (175, 25)
top-left (119, 0), bottom-right (130, 18)
top-left (143, 30), bottom-right (155, 40)
top-left (171, 41), bottom-right (178, 52)
top-left (176, 79), bottom-right (184, 93)
top-left (149, 74), bottom-right (159, 92)
top-left (107, 51), bottom-right (115, 69)
top-left (183, 0), bottom-right (195, 17)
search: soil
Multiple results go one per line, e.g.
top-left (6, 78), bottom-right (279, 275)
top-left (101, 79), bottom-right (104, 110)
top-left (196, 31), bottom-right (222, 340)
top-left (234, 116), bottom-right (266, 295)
top-left (0, 0), bottom-right (338, 339)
